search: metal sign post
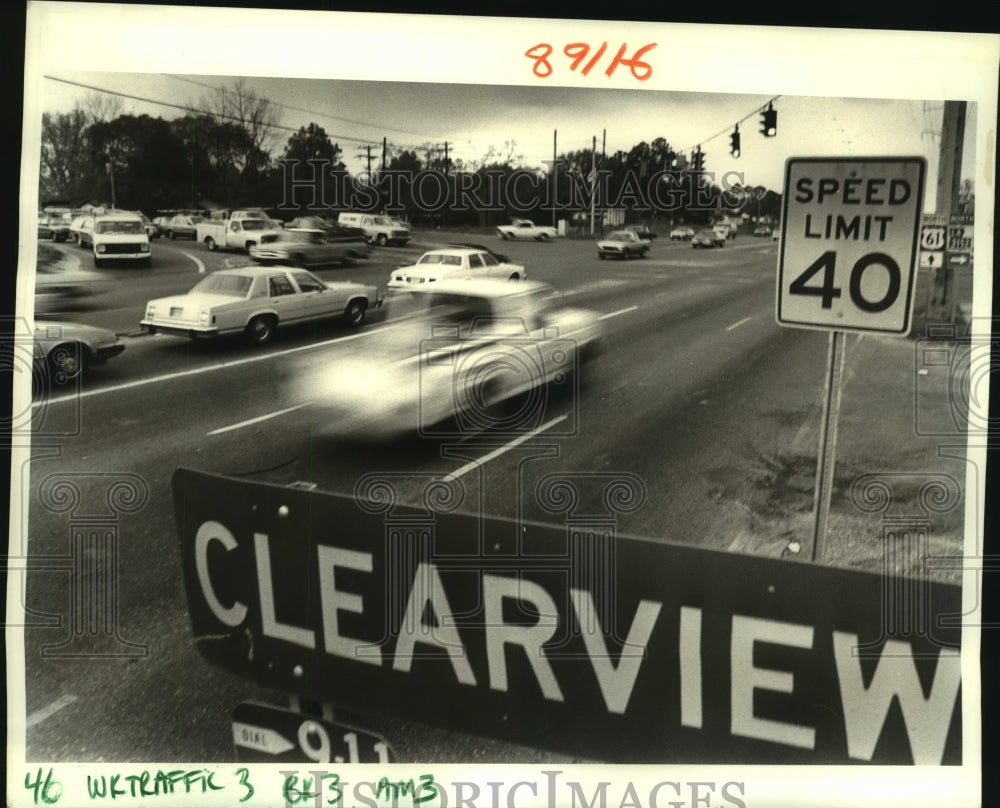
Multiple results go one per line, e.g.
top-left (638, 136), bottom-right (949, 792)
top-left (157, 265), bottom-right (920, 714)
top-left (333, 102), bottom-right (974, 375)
top-left (776, 156), bottom-right (926, 562)
top-left (811, 331), bottom-right (846, 563)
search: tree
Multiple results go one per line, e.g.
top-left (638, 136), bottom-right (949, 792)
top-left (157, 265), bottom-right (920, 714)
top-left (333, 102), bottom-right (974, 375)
top-left (191, 78), bottom-right (280, 176)
top-left (39, 107), bottom-right (92, 202)
top-left (282, 123), bottom-right (342, 166)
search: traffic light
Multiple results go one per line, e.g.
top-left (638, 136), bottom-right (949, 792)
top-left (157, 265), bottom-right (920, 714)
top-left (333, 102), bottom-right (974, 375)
top-left (692, 147), bottom-right (704, 172)
top-left (760, 103), bottom-right (777, 137)
top-left (729, 125), bottom-right (741, 158)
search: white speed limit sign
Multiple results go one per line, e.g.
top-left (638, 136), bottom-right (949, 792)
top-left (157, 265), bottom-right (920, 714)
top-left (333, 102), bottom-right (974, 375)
top-left (776, 157), bottom-right (926, 335)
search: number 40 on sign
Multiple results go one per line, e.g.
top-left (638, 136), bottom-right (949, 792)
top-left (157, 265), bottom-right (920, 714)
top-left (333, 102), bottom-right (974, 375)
top-left (776, 157), bottom-right (926, 336)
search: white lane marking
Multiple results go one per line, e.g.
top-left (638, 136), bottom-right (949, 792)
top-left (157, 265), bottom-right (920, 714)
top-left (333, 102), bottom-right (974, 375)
top-left (181, 250), bottom-right (206, 274)
top-left (441, 415), bottom-right (569, 482)
top-left (31, 324), bottom-right (392, 407)
top-left (207, 402), bottom-right (310, 436)
top-left (27, 694), bottom-right (77, 728)
top-left (598, 305), bottom-right (638, 320)
top-left (725, 315), bottom-right (753, 332)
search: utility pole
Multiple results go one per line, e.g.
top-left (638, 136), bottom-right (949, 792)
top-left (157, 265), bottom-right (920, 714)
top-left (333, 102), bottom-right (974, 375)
top-left (936, 101), bottom-right (966, 322)
top-left (381, 137), bottom-right (387, 171)
top-left (552, 129), bottom-right (557, 229)
top-left (357, 145), bottom-right (374, 174)
top-left (590, 135), bottom-right (597, 236)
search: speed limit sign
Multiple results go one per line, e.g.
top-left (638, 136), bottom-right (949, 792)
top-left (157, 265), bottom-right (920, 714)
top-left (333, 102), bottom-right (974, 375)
top-left (776, 157), bottom-right (926, 335)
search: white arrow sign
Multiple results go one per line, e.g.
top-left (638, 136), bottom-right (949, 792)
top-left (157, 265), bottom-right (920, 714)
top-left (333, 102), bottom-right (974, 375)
top-left (232, 722), bottom-right (295, 755)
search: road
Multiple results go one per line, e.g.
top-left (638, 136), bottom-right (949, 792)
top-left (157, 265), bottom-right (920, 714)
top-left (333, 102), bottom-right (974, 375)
top-left (16, 230), bottom-right (960, 763)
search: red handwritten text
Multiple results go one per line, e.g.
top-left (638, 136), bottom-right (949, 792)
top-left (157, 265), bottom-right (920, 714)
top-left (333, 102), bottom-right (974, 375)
top-left (525, 42), bottom-right (656, 81)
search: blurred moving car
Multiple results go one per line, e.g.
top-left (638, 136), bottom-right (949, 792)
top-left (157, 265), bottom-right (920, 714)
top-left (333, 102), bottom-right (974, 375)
top-left (669, 226), bottom-right (695, 241)
top-left (692, 229), bottom-right (726, 249)
top-left (249, 228), bottom-right (370, 268)
top-left (623, 224), bottom-right (658, 241)
top-left (388, 247), bottom-right (525, 289)
top-left (597, 230), bottom-right (649, 260)
top-left (34, 264), bottom-right (110, 313)
top-left (140, 265), bottom-right (380, 345)
top-left (292, 278), bottom-right (603, 438)
top-left (163, 214), bottom-right (203, 239)
top-left (32, 319), bottom-right (125, 384)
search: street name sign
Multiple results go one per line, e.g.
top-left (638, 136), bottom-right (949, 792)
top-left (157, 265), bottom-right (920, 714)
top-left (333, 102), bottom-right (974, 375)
top-left (776, 157), bottom-right (926, 335)
top-left (174, 467), bottom-right (962, 764)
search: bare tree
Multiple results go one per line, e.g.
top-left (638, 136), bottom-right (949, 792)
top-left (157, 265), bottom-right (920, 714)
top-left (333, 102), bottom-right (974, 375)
top-left (39, 105), bottom-right (91, 201)
top-left (81, 92), bottom-right (123, 125)
top-left (191, 78), bottom-right (282, 174)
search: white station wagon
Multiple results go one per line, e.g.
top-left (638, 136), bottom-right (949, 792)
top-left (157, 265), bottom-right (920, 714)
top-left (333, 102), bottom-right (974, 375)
top-left (140, 265), bottom-right (380, 345)
top-left (388, 247), bottom-right (526, 289)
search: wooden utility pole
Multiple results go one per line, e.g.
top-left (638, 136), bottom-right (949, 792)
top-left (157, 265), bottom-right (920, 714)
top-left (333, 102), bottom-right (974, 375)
top-left (936, 101), bottom-right (966, 321)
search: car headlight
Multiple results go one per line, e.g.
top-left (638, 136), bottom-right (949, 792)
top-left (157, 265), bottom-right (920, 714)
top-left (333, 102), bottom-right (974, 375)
top-left (96, 244), bottom-right (106, 253)
top-left (199, 311), bottom-right (212, 325)
top-left (140, 244), bottom-right (149, 253)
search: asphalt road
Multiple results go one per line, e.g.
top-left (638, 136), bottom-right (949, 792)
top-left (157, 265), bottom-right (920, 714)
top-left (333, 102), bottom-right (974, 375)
top-left (17, 231), bottom-right (955, 763)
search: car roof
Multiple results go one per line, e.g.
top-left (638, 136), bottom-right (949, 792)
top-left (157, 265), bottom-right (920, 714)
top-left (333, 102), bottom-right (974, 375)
top-left (419, 248), bottom-right (484, 257)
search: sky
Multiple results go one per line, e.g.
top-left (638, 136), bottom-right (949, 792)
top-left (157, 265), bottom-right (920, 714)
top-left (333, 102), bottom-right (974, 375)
top-left (37, 72), bottom-right (976, 203)
top-left (23, 6), bottom-right (995, 213)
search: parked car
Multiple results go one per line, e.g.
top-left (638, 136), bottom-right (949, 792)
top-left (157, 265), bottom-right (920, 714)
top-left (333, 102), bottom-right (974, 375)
top-left (137, 212), bottom-right (160, 239)
top-left (291, 279), bottom-right (603, 439)
top-left (597, 230), bottom-right (650, 260)
top-left (39, 208), bottom-right (73, 242)
top-left (496, 218), bottom-right (559, 241)
top-left (669, 226), bottom-right (695, 241)
top-left (444, 243), bottom-right (511, 264)
top-left (692, 229), bottom-right (726, 248)
top-left (68, 214), bottom-right (94, 245)
top-left (32, 319), bottom-right (125, 384)
top-left (248, 228), bottom-right (369, 268)
top-left (90, 212), bottom-right (151, 267)
top-left (152, 216), bottom-right (171, 236)
top-left (754, 225), bottom-right (772, 237)
top-left (337, 212), bottom-right (411, 246)
top-left (388, 247), bottom-right (525, 289)
top-left (163, 214), bottom-right (203, 240)
top-left (713, 224), bottom-right (735, 241)
top-left (140, 266), bottom-right (380, 345)
top-left (623, 224), bottom-right (658, 241)
top-left (772, 228), bottom-right (780, 241)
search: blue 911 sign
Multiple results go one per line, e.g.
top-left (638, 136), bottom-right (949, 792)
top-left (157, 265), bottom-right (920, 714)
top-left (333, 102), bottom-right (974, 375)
top-left (776, 157), bottom-right (926, 335)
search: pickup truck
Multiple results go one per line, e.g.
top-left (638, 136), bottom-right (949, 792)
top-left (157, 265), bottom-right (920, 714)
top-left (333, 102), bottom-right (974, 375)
top-left (496, 218), bottom-right (559, 241)
top-left (196, 217), bottom-right (282, 252)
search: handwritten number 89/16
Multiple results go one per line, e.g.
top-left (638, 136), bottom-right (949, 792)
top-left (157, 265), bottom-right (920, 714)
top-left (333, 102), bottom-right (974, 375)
top-left (526, 43), bottom-right (656, 80)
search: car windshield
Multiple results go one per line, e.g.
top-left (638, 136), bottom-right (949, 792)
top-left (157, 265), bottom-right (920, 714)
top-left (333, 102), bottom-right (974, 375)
top-left (95, 220), bottom-right (144, 234)
top-left (416, 253), bottom-right (463, 266)
top-left (190, 273), bottom-right (253, 297)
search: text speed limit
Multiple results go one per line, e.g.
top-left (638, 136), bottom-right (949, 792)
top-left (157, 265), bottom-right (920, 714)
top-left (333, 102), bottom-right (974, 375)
top-left (776, 157), bottom-right (926, 335)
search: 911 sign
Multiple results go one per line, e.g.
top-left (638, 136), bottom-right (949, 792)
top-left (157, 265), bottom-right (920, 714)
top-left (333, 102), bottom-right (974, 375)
top-left (776, 157), bottom-right (926, 335)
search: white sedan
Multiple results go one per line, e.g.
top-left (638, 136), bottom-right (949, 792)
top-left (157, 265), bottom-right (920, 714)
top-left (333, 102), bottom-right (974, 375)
top-left (140, 266), bottom-right (380, 345)
top-left (387, 247), bottom-right (525, 289)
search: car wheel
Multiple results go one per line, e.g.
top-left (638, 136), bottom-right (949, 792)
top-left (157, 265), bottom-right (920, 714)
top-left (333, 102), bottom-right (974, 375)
top-left (245, 315), bottom-right (276, 345)
top-left (245, 242), bottom-right (256, 253)
top-left (205, 237), bottom-right (217, 251)
top-left (508, 273), bottom-right (520, 280)
top-left (167, 230), bottom-right (175, 239)
top-left (538, 233), bottom-right (549, 241)
top-left (375, 234), bottom-right (388, 247)
top-left (343, 299), bottom-right (367, 327)
top-left (47, 343), bottom-right (84, 384)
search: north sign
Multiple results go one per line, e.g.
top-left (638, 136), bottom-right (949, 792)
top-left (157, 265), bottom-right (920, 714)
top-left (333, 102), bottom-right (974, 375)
top-left (776, 157), bottom-right (926, 335)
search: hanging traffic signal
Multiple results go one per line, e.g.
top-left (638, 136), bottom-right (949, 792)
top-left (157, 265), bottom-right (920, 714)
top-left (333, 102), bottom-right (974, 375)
top-left (729, 125), bottom-right (741, 158)
top-left (760, 103), bottom-right (777, 137)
